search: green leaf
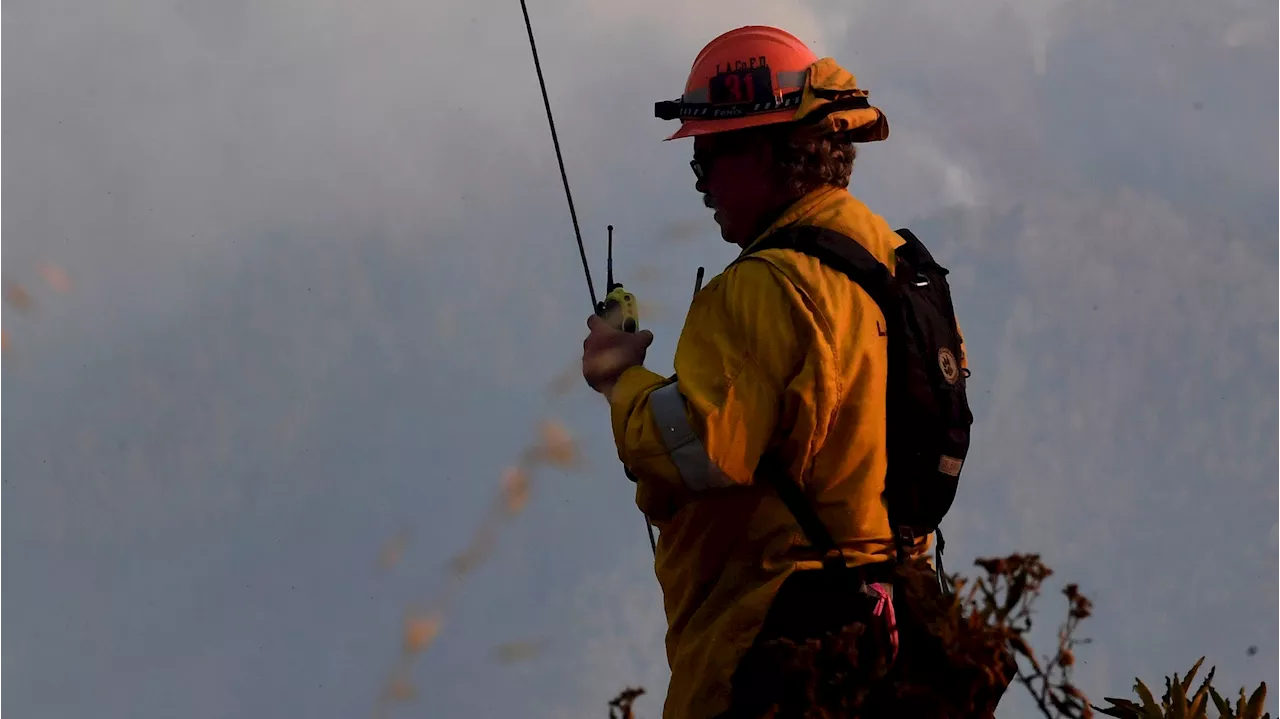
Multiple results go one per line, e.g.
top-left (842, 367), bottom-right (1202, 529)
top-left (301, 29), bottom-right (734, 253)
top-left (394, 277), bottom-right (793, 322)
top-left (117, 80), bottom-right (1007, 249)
top-left (1135, 679), bottom-right (1163, 716)
top-left (1208, 686), bottom-right (1232, 717)
top-left (1187, 666), bottom-right (1216, 719)
top-left (1094, 698), bottom-right (1144, 718)
top-left (1181, 658), bottom-right (1206, 695)
top-left (1243, 682), bottom-right (1267, 719)
top-left (1187, 687), bottom-right (1209, 718)
top-left (1213, 680), bottom-right (1233, 716)
top-left (1170, 674), bottom-right (1188, 719)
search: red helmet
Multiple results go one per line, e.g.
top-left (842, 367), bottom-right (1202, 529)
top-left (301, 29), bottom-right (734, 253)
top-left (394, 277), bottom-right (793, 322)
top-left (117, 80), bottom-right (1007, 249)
top-left (654, 26), bottom-right (820, 141)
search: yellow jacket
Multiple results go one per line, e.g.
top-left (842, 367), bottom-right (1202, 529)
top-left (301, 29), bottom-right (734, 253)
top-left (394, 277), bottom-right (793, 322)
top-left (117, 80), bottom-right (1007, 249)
top-left (609, 185), bottom-right (940, 718)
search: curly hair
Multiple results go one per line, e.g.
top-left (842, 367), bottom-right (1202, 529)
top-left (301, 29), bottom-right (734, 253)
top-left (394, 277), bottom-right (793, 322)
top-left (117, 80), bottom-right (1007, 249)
top-left (710, 124), bottom-right (858, 198)
top-left (767, 127), bottom-right (858, 198)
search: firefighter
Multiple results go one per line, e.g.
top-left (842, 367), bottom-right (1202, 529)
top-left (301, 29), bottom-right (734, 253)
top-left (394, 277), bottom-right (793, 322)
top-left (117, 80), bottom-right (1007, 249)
top-left (582, 25), bottom-right (937, 718)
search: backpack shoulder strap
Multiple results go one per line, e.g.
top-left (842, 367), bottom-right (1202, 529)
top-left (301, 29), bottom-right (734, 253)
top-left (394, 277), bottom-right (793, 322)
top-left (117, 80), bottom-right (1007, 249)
top-left (746, 225), bottom-right (900, 571)
top-left (748, 224), bottom-right (959, 587)
top-left (888, 227), bottom-right (934, 266)
top-left (755, 453), bottom-right (841, 568)
top-left (743, 224), bottom-right (896, 307)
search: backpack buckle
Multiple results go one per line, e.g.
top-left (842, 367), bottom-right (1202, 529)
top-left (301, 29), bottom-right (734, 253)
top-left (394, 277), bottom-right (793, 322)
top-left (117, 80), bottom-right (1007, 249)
top-left (822, 549), bottom-right (847, 573)
top-left (894, 526), bottom-right (915, 562)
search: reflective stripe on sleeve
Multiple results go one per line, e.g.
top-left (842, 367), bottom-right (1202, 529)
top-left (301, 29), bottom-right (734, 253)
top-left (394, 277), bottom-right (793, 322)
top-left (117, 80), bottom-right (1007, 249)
top-left (647, 382), bottom-right (733, 491)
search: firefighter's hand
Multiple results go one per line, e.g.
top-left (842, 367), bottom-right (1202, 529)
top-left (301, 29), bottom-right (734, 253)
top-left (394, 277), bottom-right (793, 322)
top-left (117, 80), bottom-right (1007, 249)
top-left (583, 314), bottom-right (654, 400)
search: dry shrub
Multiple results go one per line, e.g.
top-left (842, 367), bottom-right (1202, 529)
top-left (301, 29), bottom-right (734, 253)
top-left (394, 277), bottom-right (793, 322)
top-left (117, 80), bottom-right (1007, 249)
top-left (608, 688), bottom-right (647, 719)
top-left (609, 554), bottom-right (1269, 719)
top-left (1094, 656), bottom-right (1270, 719)
top-left (719, 556), bottom-right (1022, 719)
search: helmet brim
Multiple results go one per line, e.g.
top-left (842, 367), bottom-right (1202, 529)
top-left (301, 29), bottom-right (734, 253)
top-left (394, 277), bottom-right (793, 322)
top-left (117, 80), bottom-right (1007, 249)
top-left (663, 109), bottom-right (797, 141)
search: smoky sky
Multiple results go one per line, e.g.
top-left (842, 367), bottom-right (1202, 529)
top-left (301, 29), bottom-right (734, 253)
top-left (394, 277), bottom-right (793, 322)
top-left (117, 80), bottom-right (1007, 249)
top-left (4, 0), bottom-right (1276, 717)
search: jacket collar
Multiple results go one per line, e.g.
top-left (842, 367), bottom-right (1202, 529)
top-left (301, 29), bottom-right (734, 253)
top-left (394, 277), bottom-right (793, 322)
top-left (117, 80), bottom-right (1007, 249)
top-left (738, 185), bottom-right (845, 258)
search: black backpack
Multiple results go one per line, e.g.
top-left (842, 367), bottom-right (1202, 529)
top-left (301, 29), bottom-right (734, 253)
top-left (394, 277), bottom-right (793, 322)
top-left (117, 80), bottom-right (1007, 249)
top-left (744, 225), bottom-right (973, 592)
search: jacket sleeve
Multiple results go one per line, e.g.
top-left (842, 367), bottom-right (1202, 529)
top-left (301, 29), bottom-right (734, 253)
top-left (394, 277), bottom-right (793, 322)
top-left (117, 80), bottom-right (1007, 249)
top-left (606, 257), bottom-right (816, 516)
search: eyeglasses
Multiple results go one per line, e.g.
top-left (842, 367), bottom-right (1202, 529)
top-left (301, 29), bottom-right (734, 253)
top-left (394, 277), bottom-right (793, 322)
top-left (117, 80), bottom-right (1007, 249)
top-left (690, 157), bottom-right (708, 181)
top-left (691, 151), bottom-right (721, 181)
top-left (690, 136), bottom-right (749, 180)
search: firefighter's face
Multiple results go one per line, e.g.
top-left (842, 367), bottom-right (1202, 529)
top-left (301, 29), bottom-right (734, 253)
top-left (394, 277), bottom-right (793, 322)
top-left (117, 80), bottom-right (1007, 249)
top-left (692, 132), bottom-right (778, 247)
